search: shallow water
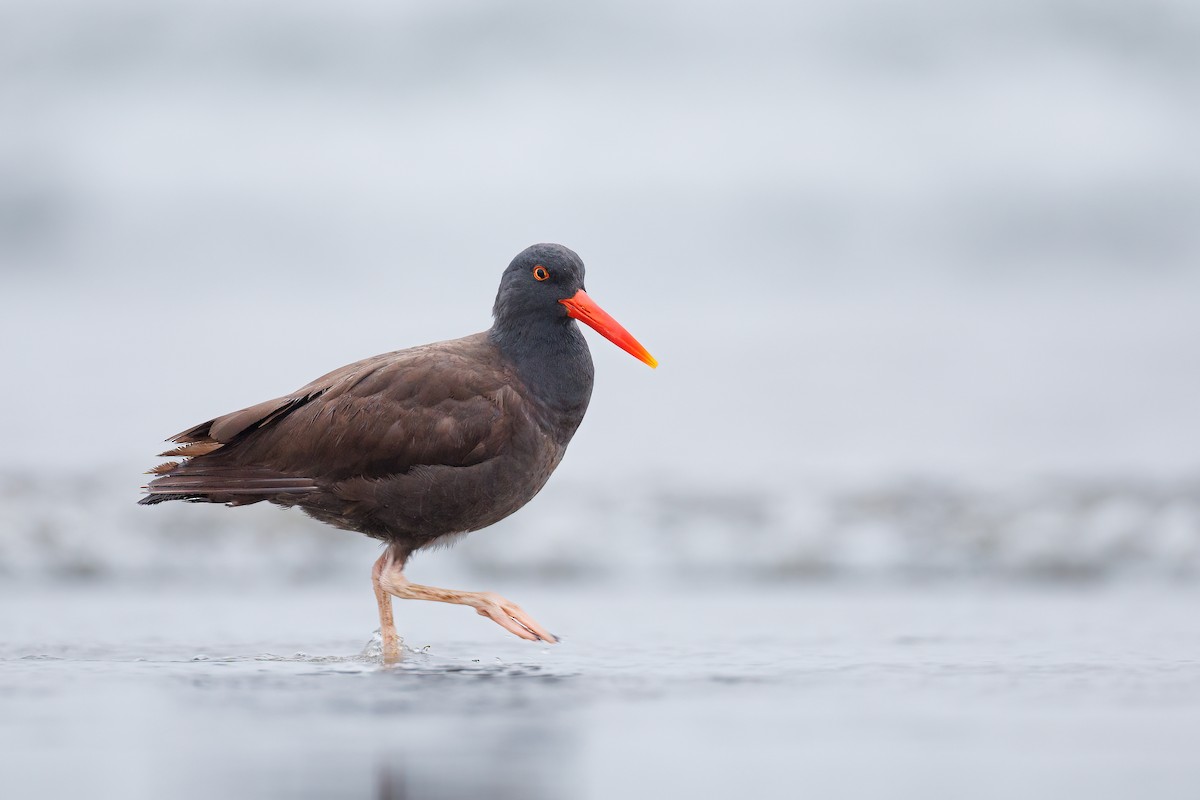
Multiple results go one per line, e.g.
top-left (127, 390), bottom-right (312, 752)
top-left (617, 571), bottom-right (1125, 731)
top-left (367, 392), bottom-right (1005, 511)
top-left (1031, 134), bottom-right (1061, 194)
top-left (3, 582), bottom-right (1199, 799)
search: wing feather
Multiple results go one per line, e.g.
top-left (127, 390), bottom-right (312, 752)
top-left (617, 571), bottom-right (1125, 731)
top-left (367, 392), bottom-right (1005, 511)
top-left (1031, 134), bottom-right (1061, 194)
top-left (142, 333), bottom-right (525, 503)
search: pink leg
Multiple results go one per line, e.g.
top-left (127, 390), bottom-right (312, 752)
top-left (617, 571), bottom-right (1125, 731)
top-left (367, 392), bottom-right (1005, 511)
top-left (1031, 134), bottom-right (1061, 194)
top-left (371, 552), bottom-right (402, 663)
top-left (375, 550), bottom-right (557, 644)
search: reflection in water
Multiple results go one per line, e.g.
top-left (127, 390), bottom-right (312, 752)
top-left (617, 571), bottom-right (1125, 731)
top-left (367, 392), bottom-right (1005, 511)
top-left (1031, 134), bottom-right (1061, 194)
top-left (163, 654), bottom-right (581, 799)
top-left (375, 714), bottom-right (573, 800)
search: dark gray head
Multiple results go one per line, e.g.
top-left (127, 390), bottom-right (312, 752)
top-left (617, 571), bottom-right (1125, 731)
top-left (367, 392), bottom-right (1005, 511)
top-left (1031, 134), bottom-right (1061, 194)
top-left (492, 243), bottom-right (587, 325)
top-left (490, 241), bottom-right (657, 377)
top-left (487, 241), bottom-right (654, 428)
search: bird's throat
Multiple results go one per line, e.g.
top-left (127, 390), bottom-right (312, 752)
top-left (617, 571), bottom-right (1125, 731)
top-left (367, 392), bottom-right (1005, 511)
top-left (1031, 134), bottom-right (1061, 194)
top-left (489, 317), bottom-right (595, 439)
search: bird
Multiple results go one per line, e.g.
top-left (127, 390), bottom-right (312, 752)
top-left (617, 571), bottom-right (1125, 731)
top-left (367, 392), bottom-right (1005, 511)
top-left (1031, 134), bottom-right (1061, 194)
top-left (140, 243), bottom-right (656, 662)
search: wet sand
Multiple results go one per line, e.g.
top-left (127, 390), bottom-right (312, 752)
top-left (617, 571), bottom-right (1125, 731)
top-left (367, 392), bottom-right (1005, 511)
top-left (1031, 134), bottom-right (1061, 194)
top-left (2, 582), bottom-right (1199, 799)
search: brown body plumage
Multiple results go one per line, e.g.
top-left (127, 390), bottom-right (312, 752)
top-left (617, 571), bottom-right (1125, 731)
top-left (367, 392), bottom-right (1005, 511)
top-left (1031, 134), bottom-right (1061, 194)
top-left (141, 333), bottom-right (582, 562)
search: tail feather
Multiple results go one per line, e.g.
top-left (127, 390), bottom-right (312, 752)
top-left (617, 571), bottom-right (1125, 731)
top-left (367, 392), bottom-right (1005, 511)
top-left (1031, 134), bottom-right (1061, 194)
top-left (142, 393), bottom-right (324, 506)
top-left (140, 463), bottom-right (317, 506)
top-left (157, 441), bottom-right (224, 458)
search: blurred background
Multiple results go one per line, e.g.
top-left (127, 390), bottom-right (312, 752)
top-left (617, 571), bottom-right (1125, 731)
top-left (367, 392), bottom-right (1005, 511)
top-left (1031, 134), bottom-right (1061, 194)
top-left (2, 0), bottom-right (1199, 583)
top-left (4, 3), bottom-right (1200, 799)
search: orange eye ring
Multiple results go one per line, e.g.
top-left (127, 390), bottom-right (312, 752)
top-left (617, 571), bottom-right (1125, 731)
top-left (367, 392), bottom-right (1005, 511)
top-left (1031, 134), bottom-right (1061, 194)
top-left (533, 265), bottom-right (550, 281)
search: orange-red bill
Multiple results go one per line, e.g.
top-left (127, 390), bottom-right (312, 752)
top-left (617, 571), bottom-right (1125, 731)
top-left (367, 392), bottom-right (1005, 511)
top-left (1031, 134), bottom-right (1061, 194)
top-left (560, 290), bottom-right (658, 368)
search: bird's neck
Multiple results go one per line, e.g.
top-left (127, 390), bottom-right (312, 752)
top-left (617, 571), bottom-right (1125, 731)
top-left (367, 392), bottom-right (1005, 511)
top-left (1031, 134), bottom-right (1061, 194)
top-left (489, 316), bottom-right (595, 440)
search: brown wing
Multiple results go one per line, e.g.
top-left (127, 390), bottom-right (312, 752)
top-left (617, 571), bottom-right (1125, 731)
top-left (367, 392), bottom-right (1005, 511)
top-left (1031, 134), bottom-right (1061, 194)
top-left (141, 333), bottom-right (522, 504)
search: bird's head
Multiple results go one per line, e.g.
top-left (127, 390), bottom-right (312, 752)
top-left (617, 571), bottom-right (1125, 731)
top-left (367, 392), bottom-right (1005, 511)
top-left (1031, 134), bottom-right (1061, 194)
top-left (493, 243), bottom-right (657, 368)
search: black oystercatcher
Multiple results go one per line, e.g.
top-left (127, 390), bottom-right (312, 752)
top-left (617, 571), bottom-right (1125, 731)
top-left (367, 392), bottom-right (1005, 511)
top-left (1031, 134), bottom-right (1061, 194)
top-left (140, 243), bottom-right (656, 661)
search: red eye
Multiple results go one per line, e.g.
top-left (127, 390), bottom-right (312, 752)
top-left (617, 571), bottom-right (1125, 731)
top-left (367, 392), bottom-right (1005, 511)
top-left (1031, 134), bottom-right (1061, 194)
top-left (533, 266), bottom-right (550, 281)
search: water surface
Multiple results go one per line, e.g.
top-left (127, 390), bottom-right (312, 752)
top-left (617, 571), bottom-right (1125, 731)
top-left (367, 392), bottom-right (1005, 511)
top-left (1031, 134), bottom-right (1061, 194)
top-left (3, 583), bottom-right (1199, 798)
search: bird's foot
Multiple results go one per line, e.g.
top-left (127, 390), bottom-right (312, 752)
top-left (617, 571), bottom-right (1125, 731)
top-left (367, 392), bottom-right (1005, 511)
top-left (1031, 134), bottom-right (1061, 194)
top-left (468, 592), bottom-right (557, 643)
top-left (381, 629), bottom-right (403, 664)
top-left (362, 628), bottom-right (405, 664)
top-left (374, 554), bottom-right (558, 645)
